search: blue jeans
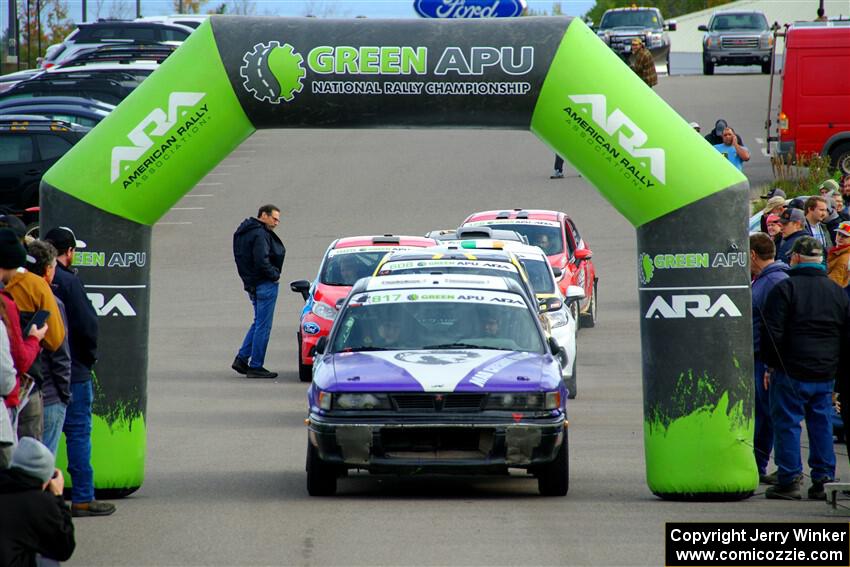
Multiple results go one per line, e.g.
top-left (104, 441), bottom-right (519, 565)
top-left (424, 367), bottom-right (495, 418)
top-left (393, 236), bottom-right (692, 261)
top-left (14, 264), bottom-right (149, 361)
top-left (42, 402), bottom-right (67, 456)
top-left (238, 281), bottom-right (279, 369)
top-left (753, 358), bottom-right (773, 475)
top-left (64, 380), bottom-right (94, 503)
top-left (770, 371), bottom-right (835, 485)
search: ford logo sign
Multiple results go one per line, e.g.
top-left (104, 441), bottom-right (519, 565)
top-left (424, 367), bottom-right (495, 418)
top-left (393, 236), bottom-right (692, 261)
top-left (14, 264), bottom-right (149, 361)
top-left (414, 0), bottom-right (527, 19)
top-left (303, 322), bottom-right (321, 335)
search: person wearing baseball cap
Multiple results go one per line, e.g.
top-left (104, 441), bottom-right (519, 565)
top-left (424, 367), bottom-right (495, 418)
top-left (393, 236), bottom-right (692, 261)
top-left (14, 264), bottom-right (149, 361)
top-left (818, 179), bottom-right (840, 195)
top-left (760, 236), bottom-right (850, 500)
top-left (761, 187), bottom-right (786, 200)
top-left (827, 221), bottom-right (850, 291)
top-left (776, 208), bottom-right (808, 265)
top-left (759, 196), bottom-right (787, 233)
top-left (43, 226), bottom-right (113, 517)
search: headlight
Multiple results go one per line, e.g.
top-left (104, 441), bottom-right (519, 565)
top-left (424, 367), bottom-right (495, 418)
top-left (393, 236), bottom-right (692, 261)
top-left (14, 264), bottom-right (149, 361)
top-left (648, 33), bottom-right (663, 47)
top-left (545, 391), bottom-right (561, 410)
top-left (546, 310), bottom-right (569, 329)
top-left (311, 301), bottom-right (336, 321)
top-left (705, 37), bottom-right (713, 48)
top-left (485, 392), bottom-right (546, 410)
top-left (334, 393), bottom-right (391, 410)
top-left (318, 390), bottom-right (332, 410)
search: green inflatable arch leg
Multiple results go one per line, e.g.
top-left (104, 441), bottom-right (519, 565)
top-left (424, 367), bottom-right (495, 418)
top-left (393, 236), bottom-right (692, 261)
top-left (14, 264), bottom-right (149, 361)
top-left (42, 16), bottom-right (756, 499)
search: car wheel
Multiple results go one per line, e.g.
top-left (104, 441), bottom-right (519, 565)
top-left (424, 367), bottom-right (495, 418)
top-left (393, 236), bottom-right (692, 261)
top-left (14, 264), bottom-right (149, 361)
top-left (306, 441), bottom-right (338, 496)
top-left (565, 354), bottom-right (577, 400)
top-left (537, 430), bottom-right (569, 496)
top-left (666, 52), bottom-right (671, 76)
top-left (580, 280), bottom-right (597, 328)
top-left (297, 334), bottom-right (312, 383)
top-left (703, 60), bottom-right (714, 75)
top-left (829, 142), bottom-right (850, 175)
top-left (24, 223), bottom-right (39, 240)
top-left (761, 61), bottom-right (771, 74)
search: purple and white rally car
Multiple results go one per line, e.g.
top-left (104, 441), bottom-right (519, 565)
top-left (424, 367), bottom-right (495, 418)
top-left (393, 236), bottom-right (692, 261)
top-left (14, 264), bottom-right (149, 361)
top-left (306, 274), bottom-right (568, 496)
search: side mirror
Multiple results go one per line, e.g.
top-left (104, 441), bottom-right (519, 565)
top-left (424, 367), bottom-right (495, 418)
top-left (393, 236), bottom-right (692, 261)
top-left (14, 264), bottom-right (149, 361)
top-left (547, 336), bottom-right (561, 356)
top-left (537, 296), bottom-right (563, 313)
top-left (552, 267), bottom-right (563, 278)
top-left (312, 336), bottom-right (328, 356)
top-left (667, 20), bottom-right (677, 31)
top-left (697, 24), bottom-right (708, 32)
top-left (335, 297), bottom-right (347, 310)
top-left (565, 285), bottom-right (586, 304)
top-left (290, 280), bottom-right (310, 301)
top-left (574, 248), bottom-right (592, 264)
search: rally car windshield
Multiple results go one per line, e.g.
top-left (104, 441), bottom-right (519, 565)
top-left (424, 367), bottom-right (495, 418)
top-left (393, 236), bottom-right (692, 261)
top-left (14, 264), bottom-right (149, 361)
top-left (378, 261), bottom-right (525, 288)
top-left (519, 258), bottom-right (556, 294)
top-left (320, 251), bottom-right (392, 286)
top-left (331, 293), bottom-right (545, 354)
top-left (474, 224), bottom-right (564, 255)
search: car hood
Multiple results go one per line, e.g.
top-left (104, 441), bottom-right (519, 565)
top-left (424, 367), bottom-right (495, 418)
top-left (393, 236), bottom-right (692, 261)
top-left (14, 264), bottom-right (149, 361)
top-left (313, 283), bottom-right (352, 307)
top-left (319, 349), bottom-right (554, 393)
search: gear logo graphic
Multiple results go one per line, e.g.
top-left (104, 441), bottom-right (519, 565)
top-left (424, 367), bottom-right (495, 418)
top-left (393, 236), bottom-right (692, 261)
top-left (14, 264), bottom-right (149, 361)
top-left (239, 41), bottom-right (306, 104)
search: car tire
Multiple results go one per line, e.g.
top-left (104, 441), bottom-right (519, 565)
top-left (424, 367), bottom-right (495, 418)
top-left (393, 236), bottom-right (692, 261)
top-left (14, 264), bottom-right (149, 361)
top-left (666, 53), bottom-right (671, 76)
top-left (537, 431), bottom-right (569, 496)
top-left (24, 223), bottom-right (39, 240)
top-left (565, 354), bottom-right (577, 400)
top-left (828, 142), bottom-right (850, 175)
top-left (703, 60), bottom-right (714, 75)
top-left (297, 334), bottom-right (312, 383)
top-left (761, 61), bottom-right (771, 74)
top-left (580, 280), bottom-right (597, 328)
top-left (306, 441), bottom-right (338, 496)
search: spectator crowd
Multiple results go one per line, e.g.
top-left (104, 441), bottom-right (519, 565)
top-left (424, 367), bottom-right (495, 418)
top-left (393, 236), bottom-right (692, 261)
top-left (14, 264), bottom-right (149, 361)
top-left (0, 217), bottom-right (115, 566)
top-left (750, 173), bottom-right (850, 500)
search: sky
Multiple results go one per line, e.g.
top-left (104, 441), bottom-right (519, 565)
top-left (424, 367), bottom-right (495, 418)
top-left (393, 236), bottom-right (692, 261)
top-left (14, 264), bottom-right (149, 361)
top-left (3, 0), bottom-right (595, 29)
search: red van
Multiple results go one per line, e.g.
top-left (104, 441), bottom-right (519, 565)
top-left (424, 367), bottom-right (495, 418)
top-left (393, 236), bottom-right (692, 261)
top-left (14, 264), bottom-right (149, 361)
top-left (774, 22), bottom-right (850, 174)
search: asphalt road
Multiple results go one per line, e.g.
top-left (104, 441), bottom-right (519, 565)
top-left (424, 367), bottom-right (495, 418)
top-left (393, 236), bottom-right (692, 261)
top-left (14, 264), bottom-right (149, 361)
top-left (66, 73), bottom-right (844, 566)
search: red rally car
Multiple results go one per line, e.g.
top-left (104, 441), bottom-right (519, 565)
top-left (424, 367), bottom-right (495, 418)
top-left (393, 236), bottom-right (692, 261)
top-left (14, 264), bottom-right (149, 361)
top-left (289, 234), bottom-right (436, 382)
top-left (461, 209), bottom-right (598, 328)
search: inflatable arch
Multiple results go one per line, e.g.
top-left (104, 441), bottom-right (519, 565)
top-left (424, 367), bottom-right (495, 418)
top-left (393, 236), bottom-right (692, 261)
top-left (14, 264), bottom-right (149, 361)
top-left (41, 16), bottom-right (755, 499)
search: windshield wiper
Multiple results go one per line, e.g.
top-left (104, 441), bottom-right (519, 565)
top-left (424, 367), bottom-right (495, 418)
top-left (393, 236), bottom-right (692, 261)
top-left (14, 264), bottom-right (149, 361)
top-left (345, 346), bottom-right (391, 352)
top-left (424, 343), bottom-right (503, 350)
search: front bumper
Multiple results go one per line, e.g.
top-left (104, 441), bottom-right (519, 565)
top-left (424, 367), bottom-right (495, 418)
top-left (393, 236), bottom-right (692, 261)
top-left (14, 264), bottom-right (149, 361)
top-left (307, 413), bottom-right (566, 473)
top-left (703, 49), bottom-right (771, 66)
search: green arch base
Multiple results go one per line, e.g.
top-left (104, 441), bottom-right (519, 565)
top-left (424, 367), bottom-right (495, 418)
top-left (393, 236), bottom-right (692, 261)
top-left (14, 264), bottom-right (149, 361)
top-left (42, 15), bottom-right (755, 499)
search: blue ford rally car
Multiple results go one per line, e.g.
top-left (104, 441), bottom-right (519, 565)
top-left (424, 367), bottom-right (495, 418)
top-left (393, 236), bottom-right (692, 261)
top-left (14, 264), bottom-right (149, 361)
top-left (306, 274), bottom-right (569, 496)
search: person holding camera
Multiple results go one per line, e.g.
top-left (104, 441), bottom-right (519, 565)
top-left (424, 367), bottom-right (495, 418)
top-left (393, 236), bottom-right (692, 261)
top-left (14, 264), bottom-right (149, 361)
top-left (0, 437), bottom-right (76, 566)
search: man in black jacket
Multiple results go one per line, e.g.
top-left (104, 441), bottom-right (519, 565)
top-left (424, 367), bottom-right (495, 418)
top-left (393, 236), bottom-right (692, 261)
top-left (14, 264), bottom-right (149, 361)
top-left (760, 237), bottom-right (850, 500)
top-left (232, 205), bottom-right (285, 379)
top-left (43, 227), bottom-right (114, 518)
top-left (0, 437), bottom-right (75, 566)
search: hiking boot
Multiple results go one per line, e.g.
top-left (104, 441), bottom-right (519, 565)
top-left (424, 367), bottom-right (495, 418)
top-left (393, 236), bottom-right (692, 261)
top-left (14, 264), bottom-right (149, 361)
top-left (759, 470), bottom-right (779, 485)
top-left (231, 356), bottom-right (249, 375)
top-left (246, 366), bottom-right (278, 379)
top-left (71, 500), bottom-right (116, 517)
top-left (765, 476), bottom-right (802, 500)
top-left (808, 478), bottom-right (835, 500)
top-left (550, 170), bottom-right (564, 179)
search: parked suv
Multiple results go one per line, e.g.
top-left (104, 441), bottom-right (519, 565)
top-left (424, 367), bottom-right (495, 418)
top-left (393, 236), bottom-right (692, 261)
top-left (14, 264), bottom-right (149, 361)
top-left (41, 20), bottom-right (191, 68)
top-left (596, 6), bottom-right (676, 73)
top-left (0, 116), bottom-right (89, 209)
top-left (699, 11), bottom-right (773, 75)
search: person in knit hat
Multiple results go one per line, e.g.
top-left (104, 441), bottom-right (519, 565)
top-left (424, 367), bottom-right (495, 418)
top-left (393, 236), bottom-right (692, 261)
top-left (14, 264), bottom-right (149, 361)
top-left (0, 438), bottom-right (76, 565)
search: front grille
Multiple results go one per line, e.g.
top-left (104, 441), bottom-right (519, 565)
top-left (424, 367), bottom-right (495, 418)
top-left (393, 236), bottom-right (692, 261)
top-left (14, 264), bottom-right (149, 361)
top-left (611, 35), bottom-right (644, 49)
top-left (390, 393), bottom-right (486, 412)
top-left (720, 36), bottom-right (759, 49)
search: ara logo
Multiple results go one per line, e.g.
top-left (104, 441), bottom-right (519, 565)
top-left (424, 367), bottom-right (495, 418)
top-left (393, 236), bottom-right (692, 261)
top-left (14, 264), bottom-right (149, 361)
top-left (645, 294), bottom-right (742, 319)
top-left (110, 92), bottom-right (206, 184)
top-left (87, 293), bottom-right (137, 317)
top-left (567, 94), bottom-right (666, 184)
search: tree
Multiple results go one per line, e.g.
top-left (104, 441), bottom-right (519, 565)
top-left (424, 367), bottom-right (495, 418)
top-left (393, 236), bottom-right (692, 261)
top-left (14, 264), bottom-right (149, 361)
top-left (16, 0), bottom-right (75, 68)
top-left (173, 0), bottom-right (209, 14)
top-left (585, 0), bottom-right (734, 26)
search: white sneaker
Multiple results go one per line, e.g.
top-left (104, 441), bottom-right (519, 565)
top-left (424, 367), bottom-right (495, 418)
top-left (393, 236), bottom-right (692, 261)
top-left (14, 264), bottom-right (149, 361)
top-left (550, 170), bottom-right (564, 179)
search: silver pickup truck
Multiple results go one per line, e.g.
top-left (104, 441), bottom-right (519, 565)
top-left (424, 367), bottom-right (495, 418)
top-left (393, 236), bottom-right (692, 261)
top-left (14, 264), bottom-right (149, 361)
top-left (699, 11), bottom-right (773, 75)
